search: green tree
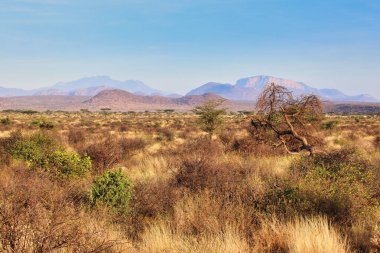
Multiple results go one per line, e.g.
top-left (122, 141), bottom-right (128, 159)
top-left (192, 100), bottom-right (226, 137)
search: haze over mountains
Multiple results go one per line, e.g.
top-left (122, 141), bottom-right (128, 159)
top-left (0, 75), bottom-right (378, 103)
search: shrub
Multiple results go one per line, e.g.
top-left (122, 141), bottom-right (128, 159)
top-left (39, 121), bottom-right (54, 129)
top-left (0, 166), bottom-right (128, 252)
top-left (85, 138), bottom-right (123, 174)
top-left (290, 149), bottom-right (379, 225)
top-left (119, 137), bottom-right (147, 156)
top-left (68, 128), bottom-right (86, 145)
top-left (5, 131), bottom-right (58, 168)
top-left (0, 145), bottom-right (11, 166)
top-left (31, 119), bottom-right (54, 129)
top-left (4, 131), bottom-right (90, 178)
top-left (90, 170), bottom-right (134, 215)
top-left (0, 117), bottom-right (11, 125)
top-left (193, 100), bottom-right (226, 137)
top-left (322, 120), bottom-right (339, 130)
top-left (374, 136), bottom-right (380, 149)
top-left (48, 150), bottom-right (91, 178)
top-left (156, 127), bottom-right (175, 141)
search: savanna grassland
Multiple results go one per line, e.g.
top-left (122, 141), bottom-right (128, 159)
top-left (0, 108), bottom-right (379, 253)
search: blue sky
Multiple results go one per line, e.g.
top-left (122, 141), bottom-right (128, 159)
top-left (0, 0), bottom-right (379, 97)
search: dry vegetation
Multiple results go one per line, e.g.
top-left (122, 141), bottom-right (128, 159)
top-left (0, 91), bottom-right (380, 252)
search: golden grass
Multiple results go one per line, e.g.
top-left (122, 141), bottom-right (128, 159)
top-left (140, 221), bottom-right (249, 253)
top-left (127, 155), bottom-right (172, 182)
top-left (254, 216), bottom-right (350, 253)
top-left (288, 217), bottom-right (349, 253)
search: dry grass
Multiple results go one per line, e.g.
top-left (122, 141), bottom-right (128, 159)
top-left (140, 221), bottom-right (249, 253)
top-left (254, 216), bottom-right (349, 253)
top-left (287, 217), bottom-right (349, 253)
top-left (0, 112), bottom-right (379, 252)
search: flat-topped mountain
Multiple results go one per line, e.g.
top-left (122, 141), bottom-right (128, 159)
top-left (187, 75), bottom-right (378, 103)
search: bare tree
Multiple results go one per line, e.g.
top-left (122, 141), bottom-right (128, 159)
top-left (252, 83), bottom-right (323, 155)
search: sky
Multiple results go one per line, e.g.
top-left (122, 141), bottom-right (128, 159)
top-left (0, 0), bottom-right (379, 97)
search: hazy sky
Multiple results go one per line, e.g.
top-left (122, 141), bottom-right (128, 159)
top-left (0, 0), bottom-right (379, 97)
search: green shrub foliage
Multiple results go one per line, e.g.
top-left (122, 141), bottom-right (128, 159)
top-left (48, 150), bottom-right (91, 178)
top-left (193, 100), bottom-right (226, 136)
top-left (0, 117), bottom-right (11, 125)
top-left (290, 148), bottom-right (379, 225)
top-left (5, 131), bottom-right (58, 168)
top-left (90, 170), bottom-right (134, 215)
top-left (321, 120), bottom-right (339, 130)
top-left (5, 131), bottom-right (91, 178)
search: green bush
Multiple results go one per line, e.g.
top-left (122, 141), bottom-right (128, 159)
top-left (321, 120), bottom-right (339, 130)
top-left (290, 149), bottom-right (379, 225)
top-left (5, 131), bottom-right (58, 168)
top-left (39, 121), bottom-right (54, 129)
top-left (89, 170), bottom-right (134, 215)
top-left (193, 100), bottom-right (226, 137)
top-left (4, 131), bottom-right (90, 178)
top-left (48, 150), bottom-right (91, 178)
top-left (31, 119), bottom-right (54, 129)
top-left (0, 117), bottom-right (11, 125)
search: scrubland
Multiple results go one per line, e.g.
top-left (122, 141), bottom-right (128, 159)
top-left (0, 110), bottom-right (379, 252)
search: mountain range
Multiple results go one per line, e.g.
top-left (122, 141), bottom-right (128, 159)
top-left (187, 76), bottom-right (378, 102)
top-left (0, 75), bottom-right (378, 103)
top-left (0, 90), bottom-right (254, 112)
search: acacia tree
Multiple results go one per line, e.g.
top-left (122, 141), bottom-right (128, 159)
top-left (252, 83), bottom-right (323, 155)
top-left (193, 99), bottom-right (226, 138)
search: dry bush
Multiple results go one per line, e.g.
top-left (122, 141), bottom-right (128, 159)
top-left (119, 124), bottom-right (129, 132)
top-left (374, 136), bottom-right (380, 149)
top-left (155, 127), bottom-right (175, 141)
top-left (0, 166), bottom-right (131, 252)
top-left (85, 137), bottom-right (123, 174)
top-left (133, 178), bottom-right (176, 219)
top-left (0, 139), bottom-right (11, 166)
top-left (119, 137), bottom-right (147, 156)
top-left (129, 178), bottom-right (178, 239)
top-left (174, 156), bottom-right (253, 199)
top-left (67, 127), bottom-right (86, 146)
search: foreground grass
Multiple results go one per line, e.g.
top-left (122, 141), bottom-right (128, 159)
top-left (0, 111), bottom-right (379, 252)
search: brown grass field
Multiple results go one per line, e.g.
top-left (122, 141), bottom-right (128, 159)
top-left (0, 109), bottom-right (379, 252)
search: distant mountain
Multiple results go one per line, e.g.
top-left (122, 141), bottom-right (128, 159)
top-left (0, 87), bottom-right (34, 96)
top-left (0, 76), bottom-right (168, 97)
top-left (0, 75), bottom-right (378, 103)
top-left (187, 75), bottom-right (379, 103)
top-left (0, 89), bottom-right (379, 114)
top-left (50, 76), bottom-right (163, 95)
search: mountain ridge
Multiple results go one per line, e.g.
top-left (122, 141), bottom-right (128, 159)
top-left (0, 75), bottom-right (378, 103)
top-left (187, 75), bottom-right (378, 103)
